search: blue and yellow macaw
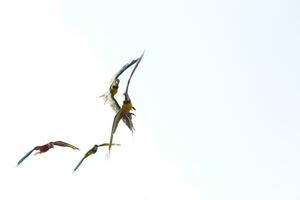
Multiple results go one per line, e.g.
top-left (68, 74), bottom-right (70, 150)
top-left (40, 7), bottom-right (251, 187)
top-left (17, 141), bottom-right (79, 166)
top-left (73, 143), bottom-right (120, 172)
top-left (100, 58), bottom-right (138, 104)
top-left (108, 94), bottom-right (135, 153)
top-left (108, 51), bottom-right (144, 152)
top-left (100, 58), bottom-right (139, 132)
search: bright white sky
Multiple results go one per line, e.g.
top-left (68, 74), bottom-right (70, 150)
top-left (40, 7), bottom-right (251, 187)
top-left (0, 0), bottom-right (300, 200)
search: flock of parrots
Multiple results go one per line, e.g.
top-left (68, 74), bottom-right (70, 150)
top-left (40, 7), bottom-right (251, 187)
top-left (17, 51), bottom-right (145, 172)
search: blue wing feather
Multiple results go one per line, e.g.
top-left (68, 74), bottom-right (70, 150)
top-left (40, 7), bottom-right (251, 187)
top-left (125, 51), bottom-right (144, 95)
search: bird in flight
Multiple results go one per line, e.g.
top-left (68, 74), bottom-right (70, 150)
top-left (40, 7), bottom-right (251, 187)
top-left (108, 51), bottom-right (144, 152)
top-left (100, 58), bottom-right (139, 132)
top-left (73, 143), bottom-right (120, 172)
top-left (100, 58), bottom-right (138, 100)
top-left (17, 141), bottom-right (79, 166)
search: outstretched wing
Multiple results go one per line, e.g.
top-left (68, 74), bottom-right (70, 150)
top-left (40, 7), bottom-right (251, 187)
top-left (123, 113), bottom-right (134, 132)
top-left (125, 51), bottom-right (145, 96)
top-left (97, 143), bottom-right (121, 147)
top-left (109, 58), bottom-right (139, 86)
top-left (17, 148), bottom-right (35, 166)
top-left (53, 141), bottom-right (79, 150)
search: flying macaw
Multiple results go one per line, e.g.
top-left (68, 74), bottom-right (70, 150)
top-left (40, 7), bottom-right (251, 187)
top-left (100, 58), bottom-right (137, 104)
top-left (17, 141), bottom-right (79, 166)
top-left (108, 51), bottom-right (144, 152)
top-left (73, 143), bottom-right (120, 172)
top-left (100, 58), bottom-right (139, 132)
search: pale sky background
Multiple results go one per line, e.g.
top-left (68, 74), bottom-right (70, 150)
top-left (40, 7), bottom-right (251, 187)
top-left (0, 0), bottom-right (300, 200)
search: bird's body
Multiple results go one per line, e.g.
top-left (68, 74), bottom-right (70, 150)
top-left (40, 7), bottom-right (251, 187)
top-left (73, 143), bottom-right (120, 172)
top-left (110, 85), bottom-right (118, 97)
top-left (33, 143), bottom-right (53, 154)
top-left (109, 98), bottom-right (136, 151)
top-left (100, 59), bottom-right (139, 132)
top-left (84, 144), bottom-right (99, 158)
top-left (100, 59), bottom-right (137, 104)
top-left (108, 51), bottom-right (144, 152)
top-left (17, 141), bottom-right (79, 166)
top-left (122, 99), bottom-right (134, 113)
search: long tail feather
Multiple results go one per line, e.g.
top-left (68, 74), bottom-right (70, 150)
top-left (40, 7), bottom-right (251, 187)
top-left (73, 156), bottom-right (86, 173)
top-left (109, 110), bottom-right (123, 152)
top-left (17, 148), bottom-right (35, 166)
top-left (112, 110), bottom-right (123, 135)
top-left (108, 130), bottom-right (114, 152)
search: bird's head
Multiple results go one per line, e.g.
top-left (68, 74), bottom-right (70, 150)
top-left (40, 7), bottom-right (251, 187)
top-left (123, 93), bottom-right (131, 102)
top-left (113, 79), bottom-right (120, 87)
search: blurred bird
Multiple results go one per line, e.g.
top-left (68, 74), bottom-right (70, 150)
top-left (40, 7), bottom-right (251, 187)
top-left (100, 58), bottom-right (138, 108)
top-left (108, 51), bottom-right (144, 152)
top-left (17, 141), bottom-right (79, 166)
top-left (73, 143), bottom-right (120, 172)
top-left (100, 58), bottom-right (139, 132)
